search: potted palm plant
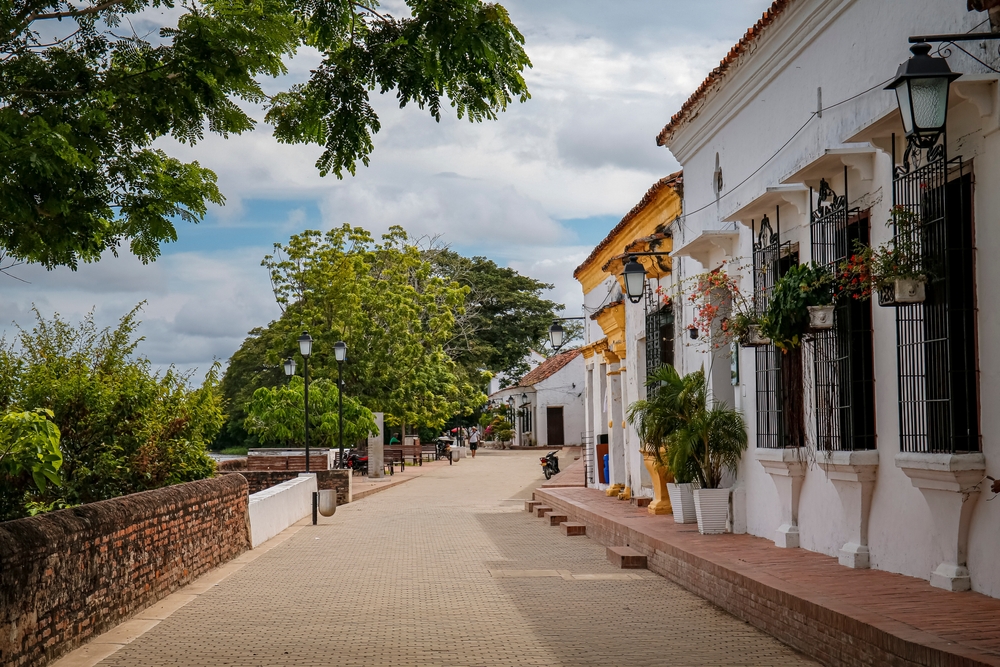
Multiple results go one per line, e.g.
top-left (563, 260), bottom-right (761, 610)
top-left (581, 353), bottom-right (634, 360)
top-left (627, 365), bottom-right (697, 522)
top-left (658, 368), bottom-right (749, 534)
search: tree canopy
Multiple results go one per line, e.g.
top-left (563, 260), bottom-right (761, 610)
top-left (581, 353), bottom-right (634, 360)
top-left (245, 376), bottom-right (377, 448)
top-left (219, 226), bottom-right (569, 448)
top-left (427, 248), bottom-right (562, 386)
top-left (1, 0), bottom-right (531, 268)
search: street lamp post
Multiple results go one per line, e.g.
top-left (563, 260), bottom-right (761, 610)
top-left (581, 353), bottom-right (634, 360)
top-left (298, 332), bottom-right (313, 472)
top-left (334, 341), bottom-right (347, 468)
top-left (507, 395), bottom-right (516, 447)
top-left (548, 317), bottom-right (586, 352)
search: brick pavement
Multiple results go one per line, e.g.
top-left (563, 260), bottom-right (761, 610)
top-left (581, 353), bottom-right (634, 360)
top-left (87, 451), bottom-right (813, 667)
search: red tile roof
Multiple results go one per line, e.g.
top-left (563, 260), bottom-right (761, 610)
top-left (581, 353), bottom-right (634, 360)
top-left (573, 171), bottom-right (683, 279)
top-left (517, 349), bottom-right (582, 387)
top-left (656, 0), bottom-right (795, 146)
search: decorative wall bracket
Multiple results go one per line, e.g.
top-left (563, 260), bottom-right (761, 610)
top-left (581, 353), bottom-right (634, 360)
top-left (756, 447), bottom-right (808, 548)
top-left (895, 452), bottom-right (986, 591)
top-left (817, 450), bottom-right (879, 568)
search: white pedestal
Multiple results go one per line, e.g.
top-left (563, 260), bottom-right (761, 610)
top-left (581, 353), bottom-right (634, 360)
top-left (756, 448), bottom-right (807, 549)
top-left (817, 450), bottom-right (878, 569)
top-left (895, 452), bottom-right (985, 592)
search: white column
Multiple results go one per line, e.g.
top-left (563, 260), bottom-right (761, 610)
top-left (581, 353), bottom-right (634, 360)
top-left (607, 361), bottom-right (626, 489)
top-left (367, 412), bottom-right (384, 479)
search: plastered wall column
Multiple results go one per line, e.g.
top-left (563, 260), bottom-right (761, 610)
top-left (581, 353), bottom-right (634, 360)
top-left (607, 359), bottom-right (626, 493)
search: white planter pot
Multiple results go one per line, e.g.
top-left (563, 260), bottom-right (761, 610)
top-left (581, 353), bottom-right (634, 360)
top-left (894, 277), bottom-right (926, 304)
top-left (743, 325), bottom-right (771, 347)
top-left (694, 488), bottom-right (731, 535)
top-left (807, 304), bottom-right (835, 330)
top-left (666, 482), bottom-right (697, 524)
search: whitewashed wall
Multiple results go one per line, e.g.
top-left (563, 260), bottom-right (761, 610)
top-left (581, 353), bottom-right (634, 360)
top-left (533, 354), bottom-right (587, 447)
top-left (665, 0), bottom-right (1000, 596)
top-left (247, 474), bottom-right (317, 548)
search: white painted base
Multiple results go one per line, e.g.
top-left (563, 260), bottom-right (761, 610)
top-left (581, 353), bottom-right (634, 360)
top-left (775, 524), bottom-right (800, 549)
top-left (931, 563), bottom-right (972, 592)
top-left (839, 542), bottom-right (870, 569)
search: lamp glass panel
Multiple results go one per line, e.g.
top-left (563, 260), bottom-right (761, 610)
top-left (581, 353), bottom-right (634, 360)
top-left (623, 267), bottom-right (645, 302)
top-left (284, 358), bottom-right (296, 376)
top-left (894, 80), bottom-right (914, 135)
top-left (910, 77), bottom-right (949, 135)
top-left (549, 324), bottom-right (564, 350)
top-left (334, 341), bottom-right (347, 362)
top-left (298, 334), bottom-right (313, 357)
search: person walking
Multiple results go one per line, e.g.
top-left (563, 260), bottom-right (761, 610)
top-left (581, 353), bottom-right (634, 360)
top-left (469, 426), bottom-right (480, 458)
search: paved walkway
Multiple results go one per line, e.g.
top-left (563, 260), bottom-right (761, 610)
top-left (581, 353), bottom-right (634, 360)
top-left (86, 451), bottom-right (812, 667)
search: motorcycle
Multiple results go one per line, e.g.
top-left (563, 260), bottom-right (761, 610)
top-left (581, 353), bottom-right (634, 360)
top-left (345, 453), bottom-right (369, 476)
top-left (540, 451), bottom-right (560, 480)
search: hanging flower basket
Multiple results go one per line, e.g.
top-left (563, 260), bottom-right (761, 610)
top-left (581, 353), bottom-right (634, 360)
top-left (878, 277), bottom-right (926, 307)
top-left (807, 304), bottom-right (835, 330)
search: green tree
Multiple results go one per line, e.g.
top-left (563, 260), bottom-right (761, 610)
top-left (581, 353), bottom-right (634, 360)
top-left (1, 0), bottom-right (530, 269)
top-left (0, 306), bottom-right (222, 520)
top-left (245, 376), bottom-right (376, 448)
top-left (427, 248), bottom-right (564, 385)
top-left (219, 224), bottom-right (483, 444)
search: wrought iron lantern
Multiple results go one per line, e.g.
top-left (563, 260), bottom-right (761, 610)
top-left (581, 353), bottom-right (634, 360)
top-left (886, 43), bottom-right (959, 149)
top-left (283, 357), bottom-right (296, 376)
top-left (333, 340), bottom-right (347, 363)
top-left (298, 332), bottom-right (313, 357)
top-left (548, 321), bottom-right (564, 351)
top-left (622, 255), bottom-right (646, 304)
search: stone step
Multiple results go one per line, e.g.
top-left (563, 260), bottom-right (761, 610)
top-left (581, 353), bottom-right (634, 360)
top-left (525, 500), bottom-right (542, 512)
top-left (607, 546), bottom-right (647, 569)
top-left (560, 522), bottom-right (586, 536)
top-left (535, 506), bottom-right (553, 517)
top-left (547, 513), bottom-right (569, 526)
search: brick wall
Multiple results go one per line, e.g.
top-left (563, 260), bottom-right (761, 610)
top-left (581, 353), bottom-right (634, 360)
top-left (217, 457), bottom-right (247, 471)
top-left (0, 475), bottom-right (250, 667)
top-left (222, 469), bottom-right (353, 505)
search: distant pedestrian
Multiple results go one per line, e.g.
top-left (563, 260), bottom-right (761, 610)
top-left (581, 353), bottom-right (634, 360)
top-left (389, 433), bottom-right (400, 445)
top-left (469, 426), bottom-right (480, 458)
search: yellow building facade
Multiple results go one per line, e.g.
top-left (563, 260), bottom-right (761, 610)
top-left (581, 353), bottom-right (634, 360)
top-left (573, 172), bottom-right (682, 500)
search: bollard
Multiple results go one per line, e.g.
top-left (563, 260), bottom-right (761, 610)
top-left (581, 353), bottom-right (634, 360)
top-left (312, 492), bottom-right (318, 525)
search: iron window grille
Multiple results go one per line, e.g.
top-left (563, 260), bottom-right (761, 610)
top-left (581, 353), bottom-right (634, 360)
top-left (644, 285), bottom-right (675, 387)
top-left (752, 212), bottom-right (796, 449)
top-left (520, 406), bottom-right (532, 434)
top-left (809, 173), bottom-right (877, 451)
top-left (891, 140), bottom-right (978, 454)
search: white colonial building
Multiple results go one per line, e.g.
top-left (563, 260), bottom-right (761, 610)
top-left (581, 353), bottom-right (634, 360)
top-left (648, 0), bottom-right (1000, 596)
top-left (489, 349), bottom-right (586, 448)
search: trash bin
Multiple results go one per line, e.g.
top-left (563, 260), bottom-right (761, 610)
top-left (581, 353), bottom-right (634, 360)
top-left (602, 454), bottom-right (609, 487)
top-left (318, 489), bottom-right (337, 517)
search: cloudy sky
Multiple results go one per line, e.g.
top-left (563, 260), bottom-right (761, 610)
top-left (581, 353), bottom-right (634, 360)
top-left (1, 1), bottom-right (772, 376)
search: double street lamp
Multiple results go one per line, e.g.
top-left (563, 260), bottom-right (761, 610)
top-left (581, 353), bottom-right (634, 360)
top-left (283, 332), bottom-right (315, 472)
top-left (283, 336), bottom-right (349, 469)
